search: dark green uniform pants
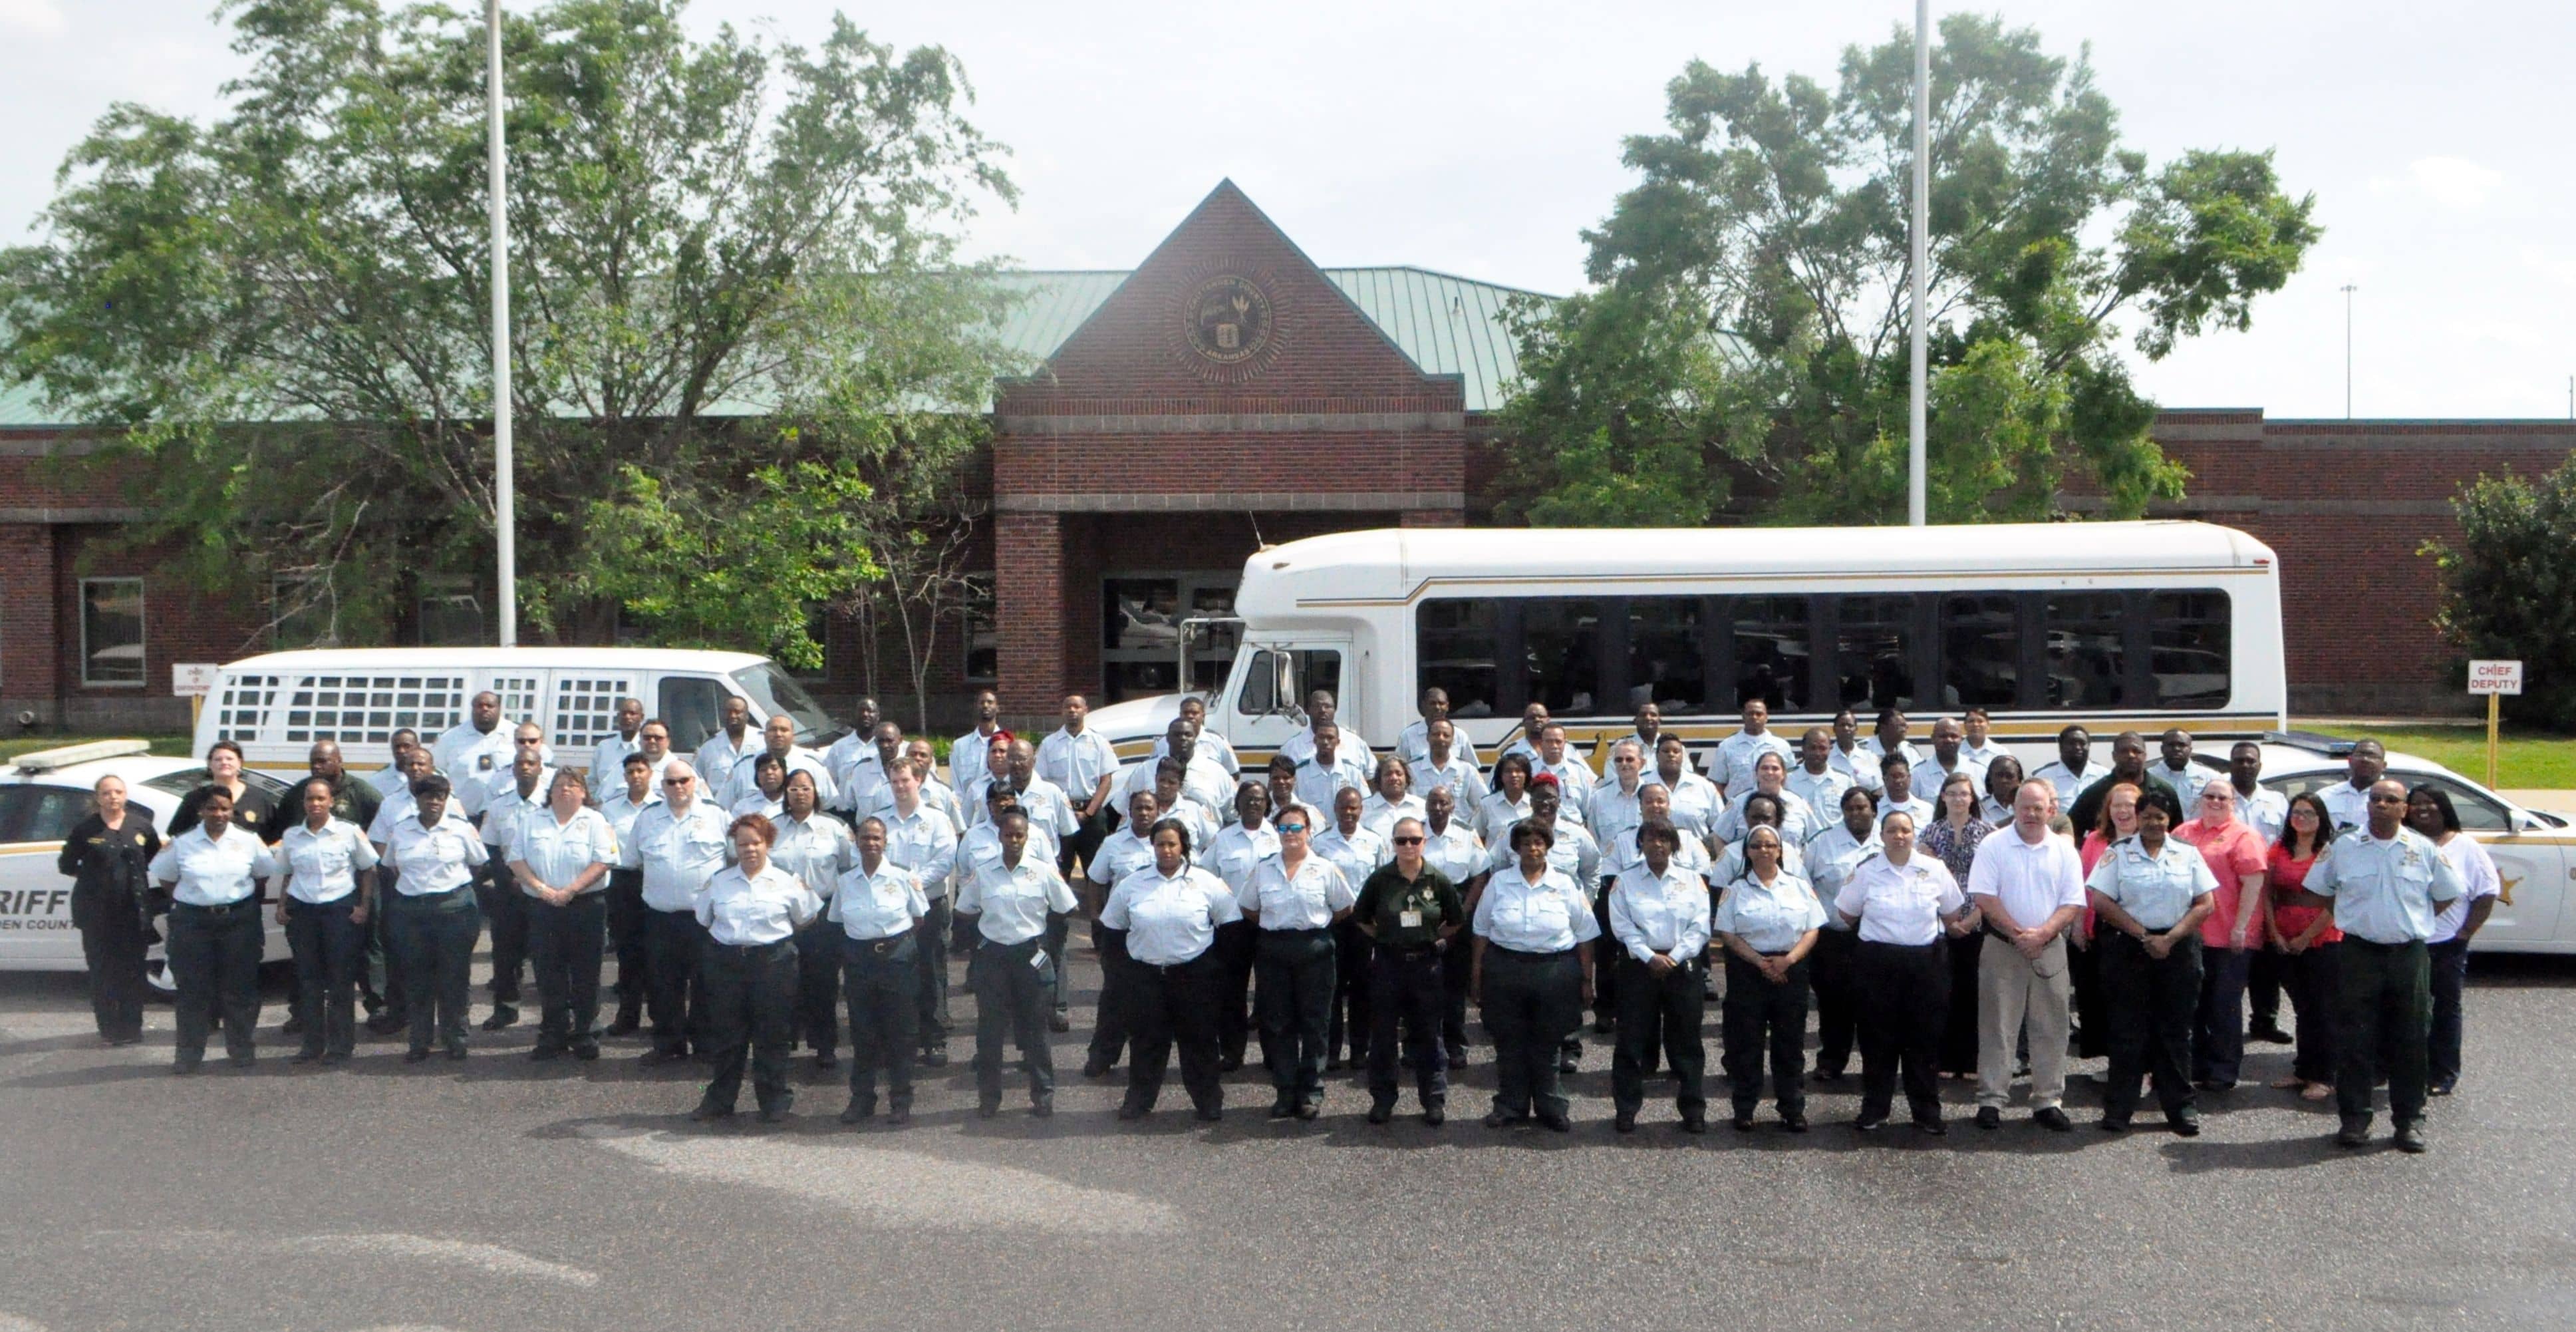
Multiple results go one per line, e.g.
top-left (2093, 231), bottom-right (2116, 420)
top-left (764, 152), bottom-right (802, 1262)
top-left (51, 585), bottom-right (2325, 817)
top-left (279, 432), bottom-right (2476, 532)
top-left (1719, 952), bottom-right (1808, 1118)
top-left (843, 930), bottom-right (921, 1112)
top-left (1616, 953), bottom-right (1709, 1119)
top-left (2335, 938), bottom-right (2432, 1126)
top-left (2100, 932), bottom-right (2202, 1122)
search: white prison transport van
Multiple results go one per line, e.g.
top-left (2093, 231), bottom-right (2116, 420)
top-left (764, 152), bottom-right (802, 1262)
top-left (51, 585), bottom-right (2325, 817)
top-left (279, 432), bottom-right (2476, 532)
top-left (1085, 520), bottom-right (2288, 773)
top-left (190, 648), bottom-right (842, 776)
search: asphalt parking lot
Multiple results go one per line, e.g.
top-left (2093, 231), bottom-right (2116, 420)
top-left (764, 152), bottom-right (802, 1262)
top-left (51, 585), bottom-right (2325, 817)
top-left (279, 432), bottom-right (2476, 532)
top-left (2, 947), bottom-right (2572, 1332)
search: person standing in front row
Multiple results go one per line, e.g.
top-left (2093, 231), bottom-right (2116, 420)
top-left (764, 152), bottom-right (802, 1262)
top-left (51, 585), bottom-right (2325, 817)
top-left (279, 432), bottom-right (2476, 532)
top-left (1964, 782), bottom-right (2086, 1132)
top-left (149, 788), bottom-right (276, 1074)
top-left (1240, 805), bottom-right (1356, 1120)
top-left (507, 768), bottom-right (617, 1062)
top-left (1101, 820), bottom-right (1241, 1122)
top-left (1833, 809), bottom-right (1966, 1135)
top-left (2306, 780), bottom-right (2465, 1152)
top-left (1473, 822), bottom-right (1598, 1133)
top-left (58, 774), bottom-right (161, 1047)
top-left (1711, 824), bottom-right (1824, 1134)
top-left (2407, 784), bottom-right (2500, 1099)
top-left (274, 776), bottom-right (378, 1065)
top-left (377, 775), bottom-right (488, 1063)
top-left (2174, 775), bottom-right (2268, 1092)
top-left (2264, 793), bottom-right (2342, 1102)
top-left (955, 808), bottom-right (1078, 1119)
top-left (1610, 818), bottom-right (1714, 1134)
top-left (831, 817), bottom-right (928, 1127)
top-left (2085, 794), bottom-right (2216, 1136)
top-left (1354, 817), bottom-right (1464, 1126)
top-left (689, 814), bottom-right (819, 1124)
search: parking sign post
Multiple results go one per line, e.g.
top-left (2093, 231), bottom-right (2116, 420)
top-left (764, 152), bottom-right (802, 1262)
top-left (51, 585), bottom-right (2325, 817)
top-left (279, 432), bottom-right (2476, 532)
top-left (2468, 660), bottom-right (2524, 789)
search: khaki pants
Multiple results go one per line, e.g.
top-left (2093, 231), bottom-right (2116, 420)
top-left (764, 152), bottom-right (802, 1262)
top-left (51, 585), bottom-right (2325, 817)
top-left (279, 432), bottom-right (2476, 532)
top-left (1977, 931), bottom-right (2071, 1110)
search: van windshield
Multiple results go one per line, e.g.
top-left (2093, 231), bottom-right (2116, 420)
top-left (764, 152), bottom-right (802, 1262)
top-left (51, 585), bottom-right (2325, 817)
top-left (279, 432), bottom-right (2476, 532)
top-left (730, 665), bottom-right (845, 747)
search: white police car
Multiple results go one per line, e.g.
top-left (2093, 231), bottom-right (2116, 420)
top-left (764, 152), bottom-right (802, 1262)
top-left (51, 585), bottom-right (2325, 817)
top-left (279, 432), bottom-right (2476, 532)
top-left (2238, 735), bottom-right (2575, 955)
top-left (0, 739), bottom-right (295, 986)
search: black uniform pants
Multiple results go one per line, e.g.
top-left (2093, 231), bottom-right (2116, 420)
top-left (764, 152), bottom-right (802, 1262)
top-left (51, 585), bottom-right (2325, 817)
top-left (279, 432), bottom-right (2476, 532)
top-left (368, 868), bottom-right (406, 1021)
top-left (1591, 887), bottom-right (1621, 1029)
top-left (2193, 945), bottom-right (2252, 1086)
top-left (605, 867), bottom-right (648, 1016)
top-left (1856, 939), bottom-right (1946, 1124)
top-left (793, 917), bottom-right (842, 1057)
top-left (526, 892), bottom-right (607, 1049)
top-left (1440, 928), bottom-right (1473, 1057)
top-left (2285, 940), bottom-right (2341, 1084)
top-left (284, 897), bottom-right (365, 1058)
top-left (700, 937), bottom-right (798, 1114)
top-left (1483, 946), bottom-right (1582, 1120)
top-left (971, 937), bottom-right (1055, 1106)
top-left (1721, 952), bottom-right (1810, 1118)
top-left (644, 906), bottom-right (710, 1056)
top-left (1125, 951), bottom-right (1223, 1114)
top-left (1087, 917), bottom-right (1133, 1069)
top-left (1368, 944), bottom-right (1448, 1106)
top-left (168, 902), bottom-right (262, 1065)
top-left (2428, 935), bottom-right (2470, 1090)
top-left (843, 931), bottom-right (921, 1111)
top-left (475, 862), bottom-right (527, 1007)
top-left (2069, 932), bottom-right (2109, 1059)
top-left (916, 896), bottom-right (953, 1049)
top-left (388, 888), bottom-right (480, 1051)
top-left (2100, 931), bottom-right (2202, 1121)
top-left (1255, 927), bottom-right (1336, 1102)
top-left (2247, 941), bottom-right (2287, 1030)
top-left (1808, 929), bottom-right (1861, 1076)
top-left (73, 887), bottom-right (148, 1041)
top-left (2335, 938), bottom-right (2432, 1126)
top-left (1213, 918), bottom-right (1256, 1065)
top-left (1940, 931), bottom-right (1982, 1076)
top-left (1328, 917), bottom-right (1373, 1063)
top-left (1615, 954), bottom-right (1709, 1118)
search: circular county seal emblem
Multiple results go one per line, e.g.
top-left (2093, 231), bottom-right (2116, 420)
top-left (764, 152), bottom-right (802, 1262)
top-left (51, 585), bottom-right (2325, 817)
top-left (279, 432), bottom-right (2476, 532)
top-left (1182, 274), bottom-right (1274, 367)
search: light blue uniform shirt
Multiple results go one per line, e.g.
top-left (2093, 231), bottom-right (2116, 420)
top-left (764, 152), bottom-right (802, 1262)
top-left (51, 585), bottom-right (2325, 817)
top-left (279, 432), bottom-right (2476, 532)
top-left (2085, 836), bottom-right (2220, 932)
top-left (696, 864), bottom-right (819, 947)
top-left (620, 799), bottom-right (734, 913)
top-left (1654, 770), bottom-right (1723, 844)
top-left (1087, 827), bottom-right (1159, 890)
top-left (1485, 820), bottom-right (1603, 891)
top-left (1360, 793), bottom-right (1426, 843)
top-left (1472, 866), bottom-right (1600, 953)
top-left (277, 818), bottom-right (378, 905)
top-left (956, 856), bottom-right (1076, 946)
top-left (1407, 754), bottom-right (1487, 810)
top-left (1294, 754), bottom-right (1374, 817)
top-left (1101, 865), bottom-right (1240, 966)
top-left (1036, 727), bottom-right (1121, 807)
top-left (2029, 760), bottom-right (2107, 810)
top-left (1712, 730), bottom-right (1795, 793)
top-left (1395, 719), bottom-right (1483, 771)
top-left (829, 860), bottom-right (929, 941)
top-left (873, 802), bottom-right (960, 898)
top-left (1205, 822), bottom-right (1282, 898)
top-left (507, 806), bottom-right (616, 898)
top-left (1713, 870), bottom-right (1829, 955)
top-left (1311, 826), bottom-right (1388, 893)
top-left (768, 812), bottom-right (855, 901)
top-left (1609, 863), bottom-right (1715, 963)
top-left (1239, 856), bottom-right (1356, 930)
top-left (1713, 786), bottom-right (1822, 846)
top-left (1804, 823), bottom-right (1885, 931)
top-left (382, 812), bottom-right (488, 896)
top-left (1419, 819), bottom-right (1489, 888)
top-left (150, 824), bottom-right (277, 907)
top-left (2306, 827), bottom-right (2467, 945)
top-left (1711, 836), bottom-right (1806, 886)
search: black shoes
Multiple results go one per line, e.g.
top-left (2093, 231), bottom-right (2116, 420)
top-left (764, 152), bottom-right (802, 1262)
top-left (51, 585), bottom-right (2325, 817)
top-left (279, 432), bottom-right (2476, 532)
top-left (919, 1045), bottom-right (948, 1068)
top-left (639, 1047), bottom-right (688, 1067)
top-left (1556, 1053), bottom-right (1580, 1075)
top-left (1613, 1110), bottom-right (1638, 1134)
top-left (1367, 1102), bottom-right (1394, 1125)
top-left (1081, 1056), bottom-right (1115, 1079)
top-left (2335, 1119), bottom-right (2370, 1148)
top-left (480, 1005), bottom-right (519, 1032)
top-left (2170, 1109), bottom-right (2202, 1138)
top-left (2250, 1025), bottom-right (2293, 1045)
top-left (1852, 1114), bottom-right (1886, 1133)
top-left (813, 1051), bottom-right (838, 1072)
top-left (572, 1041), bottom-right (601, 1061)
top-left (1591, 1017), bottom-right (1616, 1035)
top-left (2428, 1081), bottom-right (2457, 1097)
top-left (1268, 1098), bottom-right (1298, 1120)
top-left (2394, 1121), bottom-right (2427, 1154)
top-left (1194, 1105), bottom-right (1223, 1122)
top-left (1296, 1100), bottom-right (1320, 1121)
top-left (1781, 1112), bottom-right (1809, 1134)
top-left (291, 1049), bottom-right (322, 1065)
top-left (2034, 1106), bottom-right (2073, 1132)
top-left (1423, 1104), bottom-right (1445, 1127)
top-left (604, 1009), bottom-right (642, 1037)
top-left (364, 1013), bottom-right (407, 1036)
top-left (1914, 1118), bottom-right (1947, 1136)
top-left (403, 1047), bottom-right (431, 1065)
top-left (1117, 1102), bottom-right (1150, 1122)
top-left (1483, 1110), bottom-right (1522, 1129)
top-left (1729, 1114), bottom-right (1755, 1134)
top-left (2100, 1116), bottom-right (2132, 1134)
top-left (1048, 1012), bottom-right (1071, 1034)
top-left (528, 1043), bottom-right (565, 1063)
top-left (1974, 1106), bottom-right (2002, 1131)
top-left (688, 1100), bottom-right (732, 1122)
top-left (978, 1100), bottom-right (1000, 1119)
top-left (1680, 1114), bottom-right (1707, 1134)
top-left (841, 1099), bottom-right (875, 1124)
top-left (1537, 1113), bottom-right (1571, 1133)
top-left (757, 1103), bottom-right (791, 1124)
top-left (1031, 1099), bottom-right (1054, 1118)
top-left (887, 1107), bottom-right (912, 1127)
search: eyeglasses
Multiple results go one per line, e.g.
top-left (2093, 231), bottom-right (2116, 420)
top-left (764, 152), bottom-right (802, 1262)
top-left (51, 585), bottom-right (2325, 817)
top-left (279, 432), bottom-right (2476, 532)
top-left (664, 778), bottom-right (692, 787)
top-left (2202, 792), bottom-right (2231, 802)
top-left (1276, 822), bottom-right (1308, 834)
top-left (1392, 836), bottom-right (1424, 845)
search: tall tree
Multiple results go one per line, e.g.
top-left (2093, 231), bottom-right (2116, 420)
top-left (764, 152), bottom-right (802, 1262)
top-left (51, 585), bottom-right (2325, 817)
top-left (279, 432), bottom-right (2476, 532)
top-left (1, 0), bottom-right (1017, 653)
top-left (2424, 458), bottom-right (2576, 730)
top-left (1498, 14), bottom-right (2319, 525)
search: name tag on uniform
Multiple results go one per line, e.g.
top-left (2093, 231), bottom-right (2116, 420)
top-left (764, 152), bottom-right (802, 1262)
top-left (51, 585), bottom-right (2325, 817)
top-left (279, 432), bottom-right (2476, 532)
top-left (1399, 910), bottom-right (1423, 929)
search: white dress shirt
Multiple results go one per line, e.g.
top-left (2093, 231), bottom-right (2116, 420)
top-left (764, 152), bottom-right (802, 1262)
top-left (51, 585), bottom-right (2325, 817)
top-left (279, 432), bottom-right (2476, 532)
top-left (1005, 775), bottom-right (1083, 839)
top-left (1114, 752), bottom-right (1234, 820)
top-left (1238, 855), bottom-right (1356, 930)
top-left (1037, 727), bottom-right (1122, 810)
top-left (1829, 741), bottom-right (1887, 794)
top-left (1476, 790), bottom-right (1536, 848)
top-left (1709, 837), bottom-right (1805, 885)
top-left (2027, 760), bottom-right (2106, 811)
top-left (1311, 825), bottom-right (1389, 892)
top-left (2231, 784), bottom-right (2289, 847)
top-left (478, 772), bottom-right (554, 855)
top-left (1359, 792), bottom-right (1427, 842)
top-left (693, 728), bottom-right (758, 795)
top-left (1148, 729), bottom-right (1241, 778)
top-left (1654, 770), bottom-right (1724, 844)
top-left (1419, 819), bottom-right (1489, 888)
top-left (1407, 753), bottom-right (1488, 810)
top-left (2430, 834), bottom-right (2502, 944)
top-left (1711, 870), bottom-right (1829, 955)
top-left (598, 789), bottom-right (660, 850)
top-left (1395, 719), bottom-right (1483, 770)
top-left (768, 811), bottom-right (856, 901)
top-left (150, 824), bottom-right (277, 907)
top-left (2320, 780), bottom-right (2376, 834)
top-left (1294, 752), bottom-right (1375, 816)
top-left (956, 856), bottom-right (1077, 946)
top-left (1711, 730), bottom-right (1795, 792)
top-left (620, 798), bottom-right (735, 913)
top-left (432, 720), bottom-right (521, 806)
top-left (1472, 866), bottom-right (1601, 953)
top-left (824, 735), bottom-right (885, 811)
top-left (1711, 786), bottom-right (1822, 846)
top-left (1964, 828), bottom-right (2088, 929)
top-left (1485, 820), bottom-right (1604, 890)
top-left (1607, 826), bottom-right (1714, 879)
top-left (1205, 822), bottom-right (1282, 897)
top-left (830, 860), bottom-right (929, 941)
top-left (949, 727), bottom-right (1006, 793)
top-left (1911, 754), bottom-right (1993, 804)
top-left (696, 863), bottom-right (819, 946)
top-left (1102, 865), bottom-right (1240, 965)
top-left (1785, 766), bottom-right (1856, 827)
top-left (875, 802), bottom-right (960, 898)
top-left (1278, 725), bottom-right (1371, 768)
top-left (381, 811), bottom-right (488, 896)
top-left (1804, 824), bottom-right (1884, 931)
top-left (589, 730), bottom-right (643, 786)
top-left (1533, 756), bottom-right (1596, 810)
top-left (1585, 781), bottom-right (1647, 850)
top-left (507, 806), bottom-right (616, 898)
top-left (1086, 826), bottom-right (1159, 890)
top-left (1609, 863), bottom-right (1715, 964)
top-left (726, 746), bottom-right (838, 812)
top-left (277, 818), bottom-right (378, 905)
top-left (1834, 854), bottom-right (1965, 945)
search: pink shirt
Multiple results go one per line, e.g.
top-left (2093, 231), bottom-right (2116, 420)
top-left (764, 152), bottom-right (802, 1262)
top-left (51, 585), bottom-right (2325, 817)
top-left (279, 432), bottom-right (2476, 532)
top-left (2174, 818), bottom-right (2267, 949)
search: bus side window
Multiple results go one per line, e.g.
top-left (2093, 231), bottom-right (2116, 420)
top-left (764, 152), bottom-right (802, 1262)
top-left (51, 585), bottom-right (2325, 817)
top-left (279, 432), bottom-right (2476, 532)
top-left (658, 677), bottom-right (726, 752)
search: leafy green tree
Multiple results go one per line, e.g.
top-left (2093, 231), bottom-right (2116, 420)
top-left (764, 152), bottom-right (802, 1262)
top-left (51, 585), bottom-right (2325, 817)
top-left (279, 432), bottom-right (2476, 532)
top-left (1499, 13), bottom-right (2319, 526)
top-left (1, 0), bottom-right (1016, 647)
top-left (2425, 458), bottom-right (2576, 729)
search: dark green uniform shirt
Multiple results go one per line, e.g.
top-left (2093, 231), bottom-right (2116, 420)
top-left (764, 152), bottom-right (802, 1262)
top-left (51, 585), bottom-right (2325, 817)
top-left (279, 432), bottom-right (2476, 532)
top-left (1353, 863), bottom-right (1464, 948)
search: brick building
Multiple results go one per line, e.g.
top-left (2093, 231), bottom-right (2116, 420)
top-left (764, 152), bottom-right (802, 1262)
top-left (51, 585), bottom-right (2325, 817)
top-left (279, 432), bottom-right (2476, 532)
top-left (3, 179), bottom-right (2569, 733)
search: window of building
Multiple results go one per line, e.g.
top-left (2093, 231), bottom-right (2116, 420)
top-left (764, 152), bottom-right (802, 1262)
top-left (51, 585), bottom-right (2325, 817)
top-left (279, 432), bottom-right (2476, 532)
top-left (1101, 573), bottom-right (1237, 703)
top-left (79, 578), bottom-right (145, 687)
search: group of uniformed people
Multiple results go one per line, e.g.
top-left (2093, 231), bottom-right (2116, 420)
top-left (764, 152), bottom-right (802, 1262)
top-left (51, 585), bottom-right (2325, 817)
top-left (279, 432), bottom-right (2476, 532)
top-left (52, 685), bottom-right (2492, 1149)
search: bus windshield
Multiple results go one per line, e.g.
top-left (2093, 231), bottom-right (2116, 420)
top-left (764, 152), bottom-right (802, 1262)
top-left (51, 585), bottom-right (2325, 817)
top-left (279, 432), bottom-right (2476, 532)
top-left (730, 664), bottom-right (845, 747)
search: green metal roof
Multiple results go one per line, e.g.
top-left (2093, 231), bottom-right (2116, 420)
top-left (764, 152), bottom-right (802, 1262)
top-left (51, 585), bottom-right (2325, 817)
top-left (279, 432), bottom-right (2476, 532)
top-left (992, 266), bottom-right (1548, 412)
top-left (0, 265), bottom-right (1554, 428)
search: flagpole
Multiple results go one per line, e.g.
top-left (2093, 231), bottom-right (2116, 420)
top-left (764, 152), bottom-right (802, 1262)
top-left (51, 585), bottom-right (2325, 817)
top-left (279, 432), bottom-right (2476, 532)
top-left (487, 0), bottom-right (517, 646)
top-left (1907, 0), bottom-right (1929, 528)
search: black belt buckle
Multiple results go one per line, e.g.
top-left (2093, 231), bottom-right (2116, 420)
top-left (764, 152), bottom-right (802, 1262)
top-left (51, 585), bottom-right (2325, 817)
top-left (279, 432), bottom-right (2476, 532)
top-left (869, 931), bottom-right (909, 955)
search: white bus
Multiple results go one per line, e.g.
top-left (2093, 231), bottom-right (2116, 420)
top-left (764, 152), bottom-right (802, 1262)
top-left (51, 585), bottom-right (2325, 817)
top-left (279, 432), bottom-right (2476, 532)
top-left (1087, 520), bottom-right (2287, 772)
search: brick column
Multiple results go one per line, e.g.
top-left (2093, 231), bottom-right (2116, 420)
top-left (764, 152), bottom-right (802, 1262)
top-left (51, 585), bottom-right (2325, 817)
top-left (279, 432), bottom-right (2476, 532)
top-left (995, 510), bottom-right (1067, 715)
top-left (1399, 507), bottom-right (1465, 528)
top-left (0, 522), bottom-right (60, 723)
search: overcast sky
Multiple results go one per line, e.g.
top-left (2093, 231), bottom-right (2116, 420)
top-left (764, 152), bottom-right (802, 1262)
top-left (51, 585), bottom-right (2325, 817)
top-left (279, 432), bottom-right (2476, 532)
top-left (3, 0), bottom-right (2568, 419)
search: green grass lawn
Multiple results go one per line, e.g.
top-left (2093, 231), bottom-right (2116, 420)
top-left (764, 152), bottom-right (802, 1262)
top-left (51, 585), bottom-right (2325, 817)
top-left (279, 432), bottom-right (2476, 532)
top-left (0, 734), bottom-right (195, 763)
top-left (2309, 723), bottom-right (2576, 790)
